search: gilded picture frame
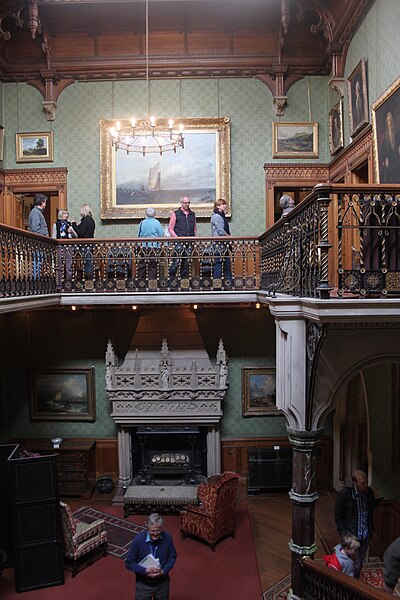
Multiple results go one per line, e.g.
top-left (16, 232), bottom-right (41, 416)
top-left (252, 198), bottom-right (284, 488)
top-left (29, 367), bottom-right (96, 422)
top-left (16, 132), bottom-right (54, 163)
top-left (100, 117), bottom-right (231, 220)
top-left (372, 76), bottom-right (400, 183)
top-left (242, 367), bottom-right (279, 417)
top-left (329, 101), bottom-right (344, 155)
top-left (272, 122), bottom-right (318, 159)
top-left (348, 57), bottom-right (369, 137)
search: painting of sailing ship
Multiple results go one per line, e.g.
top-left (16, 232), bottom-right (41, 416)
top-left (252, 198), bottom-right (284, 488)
top-left (101, 116), bottom-right (231, 219)
top-left (115, 131), bottom-right (216, 206)
top-left (30, 368), bottom-right (95, 421)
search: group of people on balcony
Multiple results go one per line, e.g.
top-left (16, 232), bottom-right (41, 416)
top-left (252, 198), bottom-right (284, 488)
top-left (27, 193), bottom-right (232, 283)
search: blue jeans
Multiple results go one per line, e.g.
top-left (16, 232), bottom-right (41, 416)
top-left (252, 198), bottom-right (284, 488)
top-left (213, 243), bottom-right (232, 279)
top-left (32, 250), bottom-right (44, 280)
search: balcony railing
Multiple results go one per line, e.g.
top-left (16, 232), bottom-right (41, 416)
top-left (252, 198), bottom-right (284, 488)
top-left (0, 228), bottom-right (259, 297)
top-left (260, 184), bottom-right (400, 298)
top-left (1, 184), bottom-right (400, 301)
top-left (301, 558), bottom-right (389, 600)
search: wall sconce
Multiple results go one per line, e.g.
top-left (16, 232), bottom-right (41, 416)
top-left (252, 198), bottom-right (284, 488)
top-left (71, 305), bottom-right (77, 311)
top-left (132, 305), bottom-right (138, 310)
top-left (193, 304), bottom-right (198, 310)
top-left (255, 303), bottom-right (261, 309)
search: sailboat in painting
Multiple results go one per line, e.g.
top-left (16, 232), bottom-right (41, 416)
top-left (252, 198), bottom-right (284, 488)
top-left (148, 162), bottom-right (161, 190)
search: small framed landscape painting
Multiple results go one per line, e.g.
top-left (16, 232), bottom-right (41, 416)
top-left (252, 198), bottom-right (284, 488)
top-left (272, 122), bottom-right (318, 159)
top-left (16, 132), bottom-right (54, 163)
top-left (242, 367), bottom-right (279, 417)
top-left (29, 367), bottom-right (95, 422)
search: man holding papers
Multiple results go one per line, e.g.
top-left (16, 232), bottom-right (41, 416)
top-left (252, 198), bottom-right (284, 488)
top-left (125, 513), bottom-right (177, 600)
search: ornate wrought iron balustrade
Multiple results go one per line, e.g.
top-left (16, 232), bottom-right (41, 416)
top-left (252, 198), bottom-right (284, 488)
top-left (260, 185), bottom-right (331, 298)
top-left (301, 558), bottom-right (389, 600)
top-left (58, 236), bottom-right (259, 293)
top-left (260, 184), bottom-right (400, 298)
top-left (337, 188), bottom-right (400, 296)
top-left (0, 225), bottom-right (57, 297)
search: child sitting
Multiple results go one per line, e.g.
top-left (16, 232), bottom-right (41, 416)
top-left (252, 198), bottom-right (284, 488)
top-left (323, 533), bottom-right (360, 577)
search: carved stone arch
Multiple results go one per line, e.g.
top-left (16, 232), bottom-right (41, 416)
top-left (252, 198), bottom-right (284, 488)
top-left (313, 352), bottom-right (400, 431)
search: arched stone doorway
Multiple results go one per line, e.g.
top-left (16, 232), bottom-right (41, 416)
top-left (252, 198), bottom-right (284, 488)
top-left (333, 371), bottom-right (369, 491)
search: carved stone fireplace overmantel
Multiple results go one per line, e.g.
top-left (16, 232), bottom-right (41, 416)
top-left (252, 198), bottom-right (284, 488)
top-left (106, 337), bottom-right (228, 487)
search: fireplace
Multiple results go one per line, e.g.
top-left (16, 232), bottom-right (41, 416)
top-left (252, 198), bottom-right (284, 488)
top-left (131, 426), bottom-right (207, 484)
top-left (105, 308), bottom-right (229, 494)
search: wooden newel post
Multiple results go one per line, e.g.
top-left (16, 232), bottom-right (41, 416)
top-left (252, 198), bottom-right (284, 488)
top-left (316, 190), bottom-right (332, 299)
top-left (287, 428), bottom-right (323, 600)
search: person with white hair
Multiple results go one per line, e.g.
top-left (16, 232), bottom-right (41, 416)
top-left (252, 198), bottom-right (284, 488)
top-left (279, 194), bottom-right (295, 217)
top-left (125, 512), bottom-right (177, 600)
top-left (137, 207), bottom-right (164, 280)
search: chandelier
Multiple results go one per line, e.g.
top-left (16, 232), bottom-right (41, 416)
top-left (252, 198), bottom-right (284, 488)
top-left (109, 0), bottom-right (184, 156)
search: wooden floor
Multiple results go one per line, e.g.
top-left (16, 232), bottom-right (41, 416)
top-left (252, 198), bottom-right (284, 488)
top-left (69, 483), bottom-right (339, 595)
top-left (243, 487), bottom-right (338, 592)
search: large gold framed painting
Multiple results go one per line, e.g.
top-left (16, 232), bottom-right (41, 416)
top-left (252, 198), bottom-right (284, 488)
top-left (100, 117), bottom-right (231, 219)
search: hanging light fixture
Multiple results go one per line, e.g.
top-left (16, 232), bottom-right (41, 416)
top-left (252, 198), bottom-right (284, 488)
top-left (110, 0), bottom-right (184, 156)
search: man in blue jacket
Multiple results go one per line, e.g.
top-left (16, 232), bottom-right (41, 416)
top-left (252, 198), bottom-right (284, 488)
top-left (125, 513), bottom-right (177, 600)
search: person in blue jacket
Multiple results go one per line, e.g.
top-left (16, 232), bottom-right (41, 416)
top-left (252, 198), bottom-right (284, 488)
top-left (137, 207), bottom-right (164, 280)
top-left (125, 512), bottom-right (177, 600)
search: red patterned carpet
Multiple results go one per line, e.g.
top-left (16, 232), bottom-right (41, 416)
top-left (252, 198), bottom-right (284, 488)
top-left (262, 562), bottom-right (400, 600)
top-left (73, 506), bottom-right (146, 558)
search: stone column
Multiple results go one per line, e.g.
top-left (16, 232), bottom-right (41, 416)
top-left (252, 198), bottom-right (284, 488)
top-left (206, 425), bottom-right (221, 476)
top-left (287, 428), bottom-right (324, 600)
top-left (118, 425), bottom-right (132, 489)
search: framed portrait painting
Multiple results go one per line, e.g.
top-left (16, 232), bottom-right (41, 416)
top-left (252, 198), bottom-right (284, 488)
top-left (16, 132), bottom-right (54, 163)
top-left (372, 76), bottom-right (400, 183)
top-left (242, 367), bottom-right (278, 417)
top-left (348, 58), bottom-right (369, 137)
top-left (329, 101), bottom-right (344, 155)
top-left (272, 122), bottom-right (318, 159)
top-left (29, 367), bottom-right (95, 422)
top-left (100, 116), bottom-right (231, 220)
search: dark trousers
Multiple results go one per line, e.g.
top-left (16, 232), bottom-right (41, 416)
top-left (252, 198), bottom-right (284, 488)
top-left (354, 537), bottom-right (369, 578)
top-left (135, 577), bottom-right (170, 600)
top-left (169, 243), bottom-right (192, 279)
top-left (137, 256), bottom-right (158, 279)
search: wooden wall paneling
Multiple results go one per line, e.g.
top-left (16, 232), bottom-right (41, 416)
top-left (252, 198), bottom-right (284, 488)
top-left (371, 499), bottom-right (400, 557)
top-left (0, 169), bottom-right (5, 225)
top-left (221, 436), bottom-right (333, 486)
top-left (263, 164), bottom-right (330, 229)
top-left (95, 439), bottom-right (118, 479)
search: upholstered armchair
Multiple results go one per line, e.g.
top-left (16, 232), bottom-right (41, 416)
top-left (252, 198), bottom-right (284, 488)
top-left (59, 501), bottom-right (108, 577)
top-left (180, 471), bottom-right (239, 551)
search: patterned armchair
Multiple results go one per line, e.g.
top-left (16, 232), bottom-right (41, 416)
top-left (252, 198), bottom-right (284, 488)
top-left (180, 471), bottom-right (239, 551)
top-left (59, 501), bottom-right (108, 577)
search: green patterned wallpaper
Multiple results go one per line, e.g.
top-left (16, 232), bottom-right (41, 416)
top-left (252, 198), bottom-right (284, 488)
top-left (3, 76), bottom-right (328, 237)
top-left (334, 0), bottom-right (399, 152)
top-left (6, 307), bottom-right (287, 440)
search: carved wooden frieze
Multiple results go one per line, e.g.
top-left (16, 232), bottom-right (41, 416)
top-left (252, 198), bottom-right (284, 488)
top-left (5, 167), bottom-right (68, 187)
top-left (329, 127), bottom-right (373, 181)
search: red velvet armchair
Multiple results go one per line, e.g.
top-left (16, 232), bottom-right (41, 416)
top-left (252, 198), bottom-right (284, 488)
top-left (180, 471), bottom-right (239, 551)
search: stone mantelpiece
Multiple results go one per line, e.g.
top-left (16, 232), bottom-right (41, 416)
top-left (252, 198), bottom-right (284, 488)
top-left (106, 336), bottom-right (228, 486)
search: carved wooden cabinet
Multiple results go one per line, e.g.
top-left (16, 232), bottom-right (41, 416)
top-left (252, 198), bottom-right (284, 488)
top-left (16, 439), bottom-right (96, 498)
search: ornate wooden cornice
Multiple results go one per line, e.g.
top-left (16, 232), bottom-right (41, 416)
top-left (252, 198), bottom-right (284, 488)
top-left (263, 163), bottom-right (330, 188)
